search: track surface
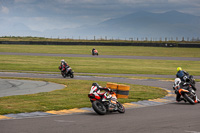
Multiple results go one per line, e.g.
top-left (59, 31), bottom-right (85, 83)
top-left (0, 53), bottom-right (200, 133)
top-left (0, 78), bottom-right (65, 97)
top-left (0, 72), bottom-right (200, 133)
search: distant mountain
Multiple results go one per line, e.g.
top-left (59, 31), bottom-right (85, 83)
top-left (0, 20), bottom-right (42, 37)
top-left (1, 10), bottom-right (200, 40)
top-left (79, 10), bottom-right (200, 39)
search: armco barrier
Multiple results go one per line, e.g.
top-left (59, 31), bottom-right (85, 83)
top-left (106, 82), bottom-right (130, 98)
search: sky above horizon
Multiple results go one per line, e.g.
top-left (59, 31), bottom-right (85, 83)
top-left (0, 0), bottom-right (200, 32)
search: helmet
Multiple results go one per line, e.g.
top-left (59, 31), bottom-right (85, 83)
top-left (61, 59), bottom-right (65, 62)
top-left (177, 67), bottom-right (182, 72)
top-left (92, 82), bottom-right (99, 86)
top-left (92, 83), bottom-right (100, 89)
top-left (174, 78), bottom-right (181, 86)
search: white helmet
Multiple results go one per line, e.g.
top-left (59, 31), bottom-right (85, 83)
top-left (61, 59), bottom-right (65, 62)
top-left (174, 78), bottom-right (181, 86)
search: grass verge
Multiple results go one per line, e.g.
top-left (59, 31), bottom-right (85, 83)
top-left (1, 44), bottom-right (200, 57)
top-left (0, 55), bottom-right (200, 75)
top-left (0, 77), bottom-right (167, 115)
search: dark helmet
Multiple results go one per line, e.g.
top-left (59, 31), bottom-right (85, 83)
top-left (92, 82), bottom-right (99, 87)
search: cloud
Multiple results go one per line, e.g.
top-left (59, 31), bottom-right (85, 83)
top-left (1, 0), bottom-right (200, 36)
top-left (1, 6), bottom-right (9, 14)
top-left (14, 0), bottom-right (37, 3)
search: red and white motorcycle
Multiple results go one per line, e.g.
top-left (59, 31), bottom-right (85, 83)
top-left (92, 49), bottom-right (98, 56)
top-left (88, 86), bottom-right (125, 115)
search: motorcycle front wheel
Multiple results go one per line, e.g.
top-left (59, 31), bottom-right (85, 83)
top-left (117, 102), bottom-right (125, 113)
top-left (92, 101), bottom-right (106, 115)
top-left (182, 93), bottom-right (195, 104)
top-left (70, 73), bottom-right (74, 78)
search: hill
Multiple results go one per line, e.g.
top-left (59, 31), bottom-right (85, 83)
top-left (1, 10), bottom-right (200, 40)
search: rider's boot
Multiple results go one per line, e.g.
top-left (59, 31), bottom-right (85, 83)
top-left (177, 98), bottom-right (186, 103)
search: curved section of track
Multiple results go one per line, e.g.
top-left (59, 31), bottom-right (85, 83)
top-left (0, 72), bottom-right (200, 133)
top-left (0, 51), bottom-right (200, 133)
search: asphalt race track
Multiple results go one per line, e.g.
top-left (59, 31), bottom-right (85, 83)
top-left (0, 78), bottom-right (65, 97)
top-left (0, 53), bottom-right (200, 133)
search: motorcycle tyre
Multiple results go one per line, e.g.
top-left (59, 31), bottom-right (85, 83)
top-left (182, 93), bottom-right (195, 104)
top-left (61, 72), bottom-right (66, 78)
top-left (92, 101), bottom-right (106, 115)
top-left (117, 102), bottom-right (125, 113)
top-left (70, 73), bottom-right (74, 78)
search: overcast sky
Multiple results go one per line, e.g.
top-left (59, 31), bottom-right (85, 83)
top-left (0, 0), bottom-right (200, 32)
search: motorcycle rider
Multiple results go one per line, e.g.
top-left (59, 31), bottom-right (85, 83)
top-left (176, 67), bottom-right (189, 82)
top-left (92, 48), bottom-right (96, 55)
top-left (173, 78), bottom-right (200, 103)
top-left (176, 67), bottom-right (196, 91)
top-left (59, 59), bottom-right (70, 73)
top-left (173, 78), bottom-right (187, 102)
top-left (90, 83), bottom-right (117, 109)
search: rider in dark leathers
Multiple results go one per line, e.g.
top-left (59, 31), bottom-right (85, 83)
top-left (173, 78), bottom-right (188, 102)
top-left (174, 67), bottom-right (199, 102)
top-left (92, 48), bottom-right (96, 55)
top-left (176, 67), bottom-right (189, 81)
top-left (176, 67), bottom-right (196, 91)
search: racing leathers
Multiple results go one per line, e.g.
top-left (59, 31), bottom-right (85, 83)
top-left (173, 78), bottom-right (199, 103)
top-left (176, 70), bottom-right (189, 82)
top-left (89, 83), bottom-right (113, 102)
top-left (59, 61), bottom-right (70, 73)
top-left (173, 80), bottom-right (188, 102)
top-left (176, 70), bottom-right (196, 91)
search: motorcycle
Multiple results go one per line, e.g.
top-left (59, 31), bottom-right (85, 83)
top-left (88, 90), bottom-right (125, 115)
top-left (92, 49), bottom-right (98, 56)
top-left (59, 66), bottom-right (74, 78)
top-left (173, 77), bottom-right (199, 104)
top-left (178, 87), bottom-right (198, 104)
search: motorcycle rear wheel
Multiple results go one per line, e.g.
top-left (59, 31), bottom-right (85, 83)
top-left (182, 93), bottom-right (195, 104)
top-left (92, 101), bottom-right (106, 115)
top-left (117, 102), bottom-right (125, 113)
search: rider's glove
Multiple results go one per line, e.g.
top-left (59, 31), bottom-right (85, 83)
top-left (108, 88), bottom-right (112, 92)
top-left (173, 87), bottom-right (175, 90)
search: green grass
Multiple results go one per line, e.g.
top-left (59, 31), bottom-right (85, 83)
top-left (1, 44), bottom-right (200, 57)
top-left (0, 55), bottom-right (199, 75)
top-left (0, 42), bottom-right (198, 114)
top-left (0, 77), bottom-right (167, 115)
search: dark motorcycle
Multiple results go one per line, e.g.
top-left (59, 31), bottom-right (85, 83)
top-left (59, 66), bottom-right (74, 78)
top-left (178, 86), bottom-right (198, 104)
top-left (173, 76), bottom-right (198, 104)
top-left (88, 90), bottom-right (125, 115)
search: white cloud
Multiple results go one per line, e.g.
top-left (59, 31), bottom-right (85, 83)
top-left (1, 0), bottom-right (200, 34)
top-left (1, 6), bottom-right (9, 14)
